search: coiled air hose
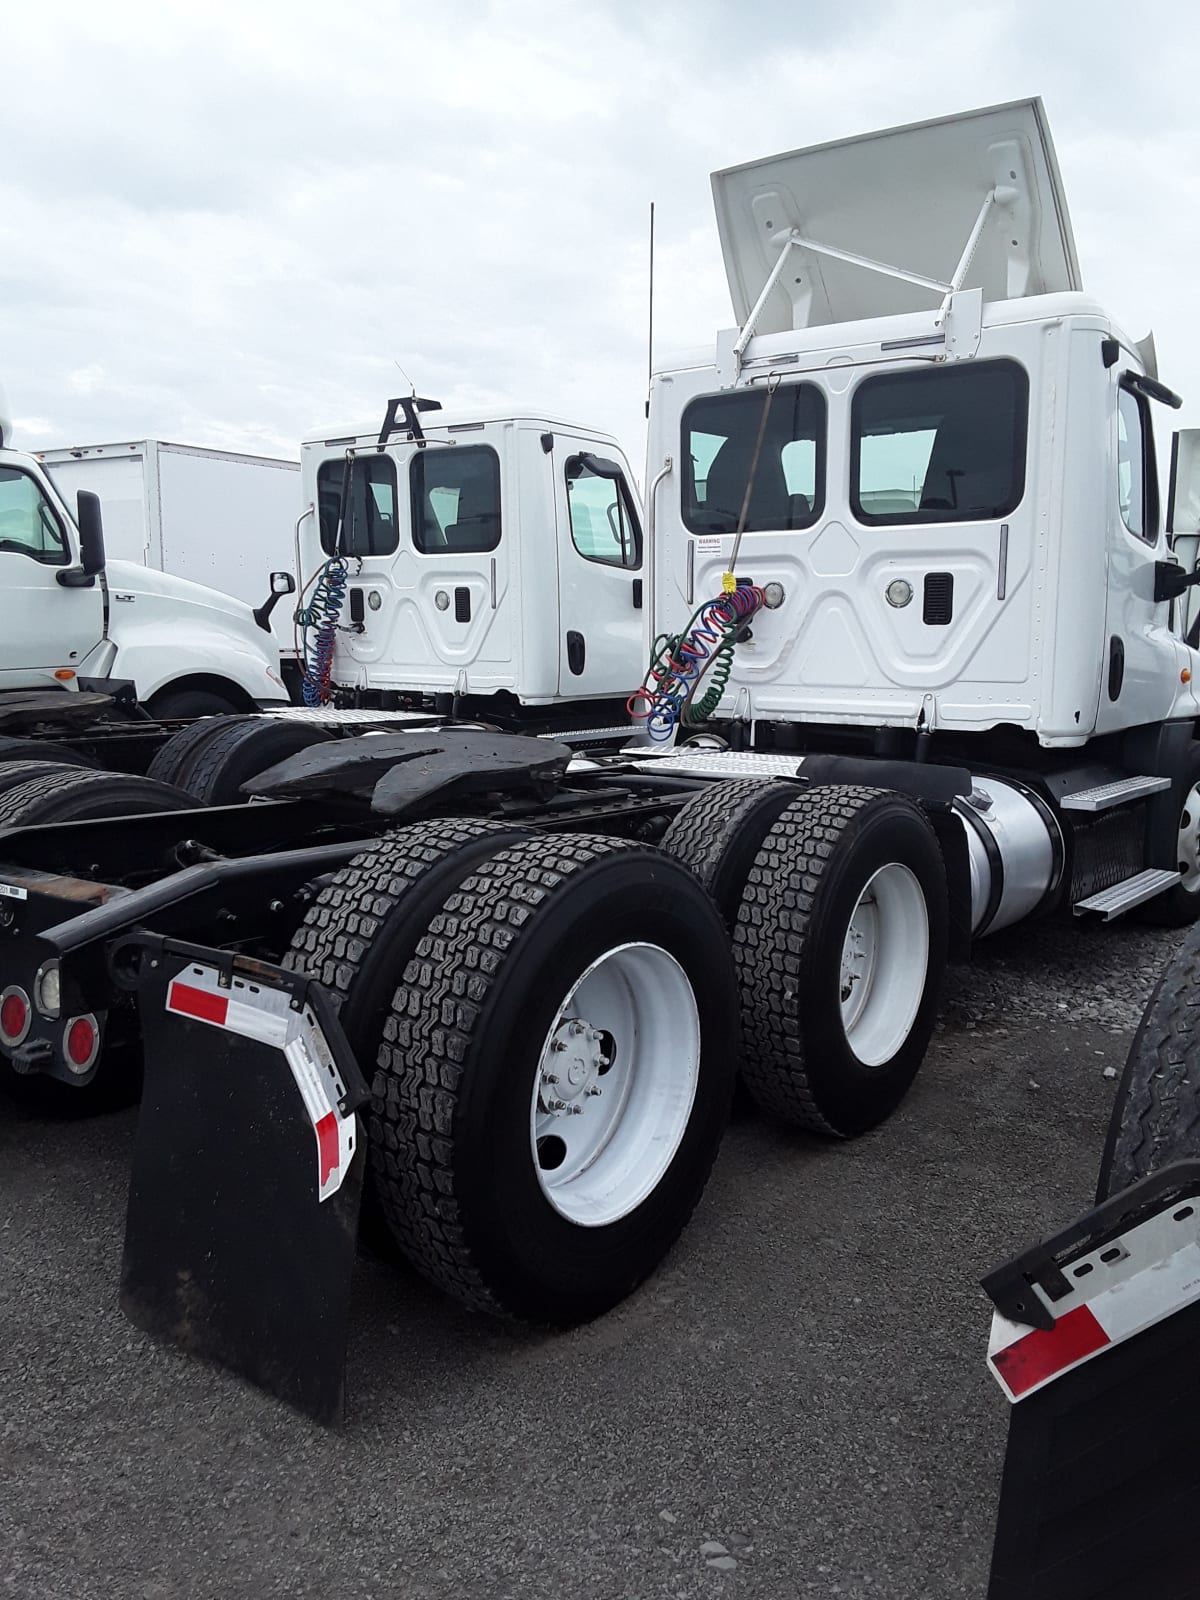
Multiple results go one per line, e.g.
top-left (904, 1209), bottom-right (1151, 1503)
top-left (629, 582), bottom-right (765, 741)
top-left (297, 556), bottom-right (349, 707)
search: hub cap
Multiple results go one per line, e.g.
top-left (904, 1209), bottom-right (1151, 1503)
top-left (838, 864), bottom-right (930, 1067)
top-left (1178, 783), bottom-right (1200, 894)
top-left (531, 942), bottom-right (700, 1227)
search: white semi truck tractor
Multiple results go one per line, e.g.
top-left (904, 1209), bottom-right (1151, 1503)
top-left (5, 99), bottom-right (1200, 1420)
top-left (0, 386), bottom-right (293, 754)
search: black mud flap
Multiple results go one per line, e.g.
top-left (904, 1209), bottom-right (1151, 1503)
top-left (983, 1163), bottom-right (1200, 1598)
top-left (118, 933), bottom-right (369, 1424)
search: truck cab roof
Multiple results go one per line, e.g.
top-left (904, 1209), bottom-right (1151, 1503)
top-left (304, 410), bottom-right (625, 451)
top-left (654, 290), bottom-right (1147, 382)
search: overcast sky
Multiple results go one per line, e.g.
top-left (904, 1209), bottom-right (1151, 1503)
top-left (2, 0), bottom-right (1197, 478)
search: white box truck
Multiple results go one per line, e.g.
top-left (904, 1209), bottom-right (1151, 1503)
top-left (37, 440), bottom-right (301, 668)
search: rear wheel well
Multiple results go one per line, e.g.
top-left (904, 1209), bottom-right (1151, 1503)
top-left (145, 674), bottom-right (257, 715)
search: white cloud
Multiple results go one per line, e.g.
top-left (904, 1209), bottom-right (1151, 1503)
top-left (1, 0), bottom-right (1197, 478)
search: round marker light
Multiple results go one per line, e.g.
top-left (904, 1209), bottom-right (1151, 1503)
top-left (367, 590), bottom-right (382, 611)
top-left (434, 590), bottom-right (450, 611)
top-left (763, 581), bottom-right (786, 609)
top-left (886, 579), bottom-right (914, 608)
top-left (34, 961), bottom-right (62, 1020)
top-left (63, 1013), bottom-right (100, 1075)
top-left (0, 986), bottom-right (32, 1049)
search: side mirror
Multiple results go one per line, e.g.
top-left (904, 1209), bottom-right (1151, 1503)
top-left (573, 452), bottom-right (626, 482)
top-left (77, 489), bottom-right (106, 576)
top-left (253, 570), bottom-right (297, 632)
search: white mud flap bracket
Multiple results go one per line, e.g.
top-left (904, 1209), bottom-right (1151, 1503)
top-left (982, 1161), bottom-right (1200, 1597)
top-left (115, 932), bottom-right (370, 1424)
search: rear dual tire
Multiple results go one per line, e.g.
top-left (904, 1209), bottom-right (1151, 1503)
top-left (287, 828), bottom-right (739, 1323)
top-left (663, 781), bottom-right (948, 1137)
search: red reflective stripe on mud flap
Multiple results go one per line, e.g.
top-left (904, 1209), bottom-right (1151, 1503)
top-left (315, 1112), bottom-right (340, 1189)
top-left (167, 981), bottom-right (229, 1027)
top-left (992, 1303), bottom-right (1111, 1398)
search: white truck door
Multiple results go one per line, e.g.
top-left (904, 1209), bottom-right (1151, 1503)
top-left (324, 438), bottom-right (518, 697)
top-left (0, 462), bottom-right (102, 678)
top-left (555, 447), bottom-right (644, 697)
top-left (1094, 375), bottom-right (1182, 732)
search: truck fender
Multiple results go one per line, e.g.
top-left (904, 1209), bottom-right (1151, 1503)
top-left (105, 629), bottom-right (287, 708)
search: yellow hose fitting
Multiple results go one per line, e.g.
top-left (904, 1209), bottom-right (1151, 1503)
top-left (721, 571), bottom-right (736, 594)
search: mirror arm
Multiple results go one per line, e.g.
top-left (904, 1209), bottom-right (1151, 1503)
top-left (1154, 560), bottom-right (1200, 603)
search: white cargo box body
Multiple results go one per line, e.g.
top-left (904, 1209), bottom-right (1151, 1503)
top-left (38, 441), bottom-right (300, 655)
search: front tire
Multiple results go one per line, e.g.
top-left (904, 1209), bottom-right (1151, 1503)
top-left (1096, 925), bottom-right (1200, 1201)
top-left (1139, 742), bottom-right (1200, 926)
top-left (373, 835), bottom-right (739, 1323)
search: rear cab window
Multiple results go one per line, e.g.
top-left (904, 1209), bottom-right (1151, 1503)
top-left (411, 446), bottom-right (501, 553)
top-left (682, 383), bottom-right (826, 534)
top-left (851, 360), bottom-right (1029, 524)
top-left (317, 456), bottom-right (399, 557)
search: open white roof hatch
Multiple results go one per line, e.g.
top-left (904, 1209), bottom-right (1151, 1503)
top-left (711, 98), bottom-right (1081, 340)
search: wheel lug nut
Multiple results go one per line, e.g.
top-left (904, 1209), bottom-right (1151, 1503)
top-left (570, 1104), bottom-right (583, 1115)
top-left (586, 1085), bottom-right (601, 1097)
top-left (544, 1073), bottom-right (559, 1085)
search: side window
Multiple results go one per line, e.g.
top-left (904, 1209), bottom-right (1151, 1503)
top-left (0, 467), bottom-right (69, 566)
top-left (565, 457), bottom-right (642, 569)
top-left (317, 455), bottom-right (398, 557)
top-left (851, 360), bottom-right (1029, 524)
top-left (411, 446), bottom-right (501, 554)
top-left (1117, 383), bottom-right (1158, 543)
top-left (681, 383), bottom-right (826, 534)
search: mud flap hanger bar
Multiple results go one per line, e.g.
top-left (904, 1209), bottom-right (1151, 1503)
top-left (981, 1160), bottom-right (1200, 1332)
top-left (111, 929), bottom-right (369, 1116)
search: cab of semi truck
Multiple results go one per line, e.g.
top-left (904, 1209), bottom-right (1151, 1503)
top-left (297, 405), bottom-right (645, 709)
top-left (0, 385), bottom-right (290, 717)
top-left (645, 97), bottom-right (1200, 751)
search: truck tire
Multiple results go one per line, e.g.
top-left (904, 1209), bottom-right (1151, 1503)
top-left (1138, 742), bottom-right (1200, 926)
top-left (145, 715), bottom-right (249, 788)
top-left (282, 817), bottom-right (535, 1252)
top-left (170, 718), bottom-right (335, 805)
top-left (370, 835), bottom-right (738, 1324)
top-left (735, 786), bottom-right (948, 1137)
top-left (0, 760), bottom-right (101, 799)
top-left (658, 778), bottom-right (801, 929)
top-left (0, 768), bottom-right (195, 828)
top-left (1096, 926), bottom-right (1200, 1200)
top-left (0, 737), bottom-right (96, 769)
top-left (146, 687), bottom-right (244, 719)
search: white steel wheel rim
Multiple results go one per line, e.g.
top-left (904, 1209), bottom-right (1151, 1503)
top-left (838, 863), bottom-right (930, 1068)
top-left (1178, 783), bottom-right (1200, 894)
top-left (530, 941), bottom-right (700, 1227)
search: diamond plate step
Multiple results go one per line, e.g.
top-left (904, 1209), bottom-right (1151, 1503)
top-left (1073, 869), bottom-right (1181, 920)
top-left (629, 750), bottom-right (805, 780)
top-left (1060, 776), bottom-right (1170, 812)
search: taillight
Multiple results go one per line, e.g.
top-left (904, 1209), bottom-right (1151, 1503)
top-left (0, 986), bottom-right (31, 1050)
top-left (63, 1013), bottom-right (101, 1075)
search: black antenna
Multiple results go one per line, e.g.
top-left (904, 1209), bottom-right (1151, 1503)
top-left (646, 200), bottom-right (655, 420)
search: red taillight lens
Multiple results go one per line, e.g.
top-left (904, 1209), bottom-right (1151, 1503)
top-left (0, 986), bottom-right (31, 1049)
top-left (63, 1014), bottom-right (100, 1074)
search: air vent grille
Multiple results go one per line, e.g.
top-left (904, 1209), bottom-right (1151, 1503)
top-left (923, 572), bottom-right (954, 625)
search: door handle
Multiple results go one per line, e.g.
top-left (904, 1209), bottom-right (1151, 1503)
top-left (566, 631), bottom-right (586, 676)
top-left (632, 578), bottom-right (643, 610)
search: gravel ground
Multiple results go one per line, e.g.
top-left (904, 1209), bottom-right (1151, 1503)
top-left (0, 913), bottom-right (1187, 1600)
